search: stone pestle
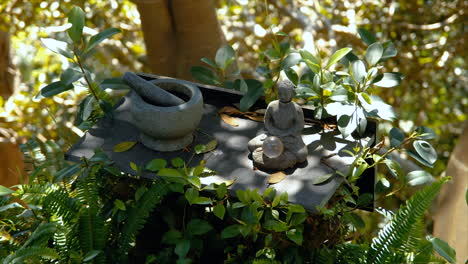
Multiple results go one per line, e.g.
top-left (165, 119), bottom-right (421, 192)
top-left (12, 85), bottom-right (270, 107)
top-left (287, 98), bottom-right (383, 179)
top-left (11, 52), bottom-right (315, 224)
top-left (123, 72), bottom-right (185, 106)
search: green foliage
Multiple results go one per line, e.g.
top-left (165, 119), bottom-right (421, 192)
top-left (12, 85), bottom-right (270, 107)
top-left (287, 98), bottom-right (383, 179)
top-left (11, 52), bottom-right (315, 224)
top-left (36, 5), bottom-right (123, 126)
top-left (366, 177), bottom-right (451, 264)
top-left (117, 182), bottom-right (169, 260)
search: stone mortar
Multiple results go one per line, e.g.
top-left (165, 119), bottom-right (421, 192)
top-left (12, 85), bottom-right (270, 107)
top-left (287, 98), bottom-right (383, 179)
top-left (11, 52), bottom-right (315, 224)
top-left (130, 79), bottom-right (204, 151)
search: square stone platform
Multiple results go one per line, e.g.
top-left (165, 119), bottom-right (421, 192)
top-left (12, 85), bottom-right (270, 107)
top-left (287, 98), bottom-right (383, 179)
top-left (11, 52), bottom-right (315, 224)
top-left (66, 75), bottom-right (376, 212)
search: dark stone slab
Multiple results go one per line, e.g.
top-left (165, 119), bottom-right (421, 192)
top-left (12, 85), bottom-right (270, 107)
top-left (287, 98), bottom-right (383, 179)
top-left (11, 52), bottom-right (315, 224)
top-left (66, 76), bottom-right (375, 212)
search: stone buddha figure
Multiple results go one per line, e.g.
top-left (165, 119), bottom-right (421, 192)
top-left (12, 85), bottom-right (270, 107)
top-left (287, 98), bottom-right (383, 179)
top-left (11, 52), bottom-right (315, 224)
top-left (248, 80), bottom-right (308, 170)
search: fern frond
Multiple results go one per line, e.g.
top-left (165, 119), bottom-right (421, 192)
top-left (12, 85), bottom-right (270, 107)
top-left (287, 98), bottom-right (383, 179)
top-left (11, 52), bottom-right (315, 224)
top-left (43, 188), bottom-right (81, 223)
top-left (366, 178), bottom-right (450, 264)
top-left (76, 166), bottom-right (100, 205)
top-left (401, 217), bottom-right (424, 252)
top-left (335, 243), bottom-right (366, 264)
top-left (77, 206), bottom-right (107, 263)
top-left (252, 259), bottom-right (281, 264)
top-left (16, 183), bottom-right (53, 205)
top-left (22, 222), bottom-right (57, 248)
top-left (117, 181), bottom-right (169, 259)
top-left (1, 246), bottom-right (58, 264)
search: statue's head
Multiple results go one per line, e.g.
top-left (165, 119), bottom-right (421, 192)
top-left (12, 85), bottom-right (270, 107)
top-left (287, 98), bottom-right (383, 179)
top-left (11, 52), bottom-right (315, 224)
top-left (277, 80), bottom-right (295, 103)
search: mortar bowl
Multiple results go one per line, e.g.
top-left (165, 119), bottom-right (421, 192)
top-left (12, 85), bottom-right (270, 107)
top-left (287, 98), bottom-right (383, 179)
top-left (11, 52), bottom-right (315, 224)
top-left (130, 79), bottom-right (204, 151)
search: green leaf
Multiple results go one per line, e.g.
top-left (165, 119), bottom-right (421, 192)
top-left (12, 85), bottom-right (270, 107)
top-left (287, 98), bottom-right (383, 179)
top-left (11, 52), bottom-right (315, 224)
top-left (60, 68), bottom-right (83, 86)
top-left (373, 72), bottom-right (403, 88)
top-left (99, 99), bottom-right (113, 115)
top-left (75, 95), bottom-right (95, 126)
top-left (312, 173), bottom-right (334, 185)
top-left (113, 141), bottom-right (137, 152)
top-left (221, 225), bottom-right (240, 239)
top-left (365, 42), bottom-right (383, 66)
top-left (384, 159), bottom-right (404, 181)
top-left (213, 204), bottom-right (225, 220)
top-left (36, 81), bottom-right (74, 99)
top-left (348, 212), bottom-right (365, 229)
top-left (193, 196), bottom-right (211, 205)
top-left (201, 57), bottom-right (217, 68)
top-left (413, 140), bottom-right (437, 164)
top-left (146, 159), bottom-right (167, 172)
top-left (325, 48), bottom-right (352, 69)
top-left (284, 68), bottom-right (298, 86)
top-left (187, 176), bottom-right (201, 189)
top-left (408, 150), bottom-right (434, 168)
top-left (135, 187), bottom-right (147, 201)
top-left (303, 59), bottom-right (321, 74)
top-left (265, 48), bottom-right (281, 60)
top-left (281, 53), bottom-right (301, 70)
top-left (330, 87), bottom-right (349, 102)
top-left (162, 229), bottom-right (182, 245)
top-left (83, 28), bottom-right (121, 55)
top-left (174, 239), bottom-right (190, 259)
top-left (0, 185), bottom-right (14, 196)
top-left (299, 50), bottom-right (320, 65)
top-left (288, 204), bottom-right (305, 213)
top-left (41, 38), bottom-right (74, 59)
top-left (358, 92), bottom-right (372, 105)
top-left (337, 113), bottom-right (359, 138)
top-left (114, 199), bottom-right (126, 211)
top-left (239, 79), bottom-right (248, 93)
top-left (430, 237), bottom-right (456, 263)
top-left (240, 79), bottom-right (263, 112)
top-left (100, 77), bottom-right (129, 90)
top-left (406, 170), bottom-right (434, 186)
top-left (187, 219), bottom-right (213, 235)
top-left (389, 127), bottom-right (405, 147)
top-left (185, 188), bottom-right (199, 205)
top-left (357, 28), bottom-right (377, 45)
top-left (381, 41), bottom-right (397, 59)
top-left (215, 45), bottom-right (235, 70)
top-left (158, 168), bottom-right (183, 177)
top-left (350, 60), bottom-right (367, 83)
top-left (415, 126), bottom-right (437, 140)
top-left (68, 6), bottom-right (85, 42)
top-left (83, 250), bottom-right (102, 262)
top-left (171, 157), bottom-right (185, 168)
top-left (130, 162), bottom-right (138, 172)
top-left (190, 66), bottom-right (220, 85)
top-left (286, 228), bottom-right (303, 245)
top-left (216, 183), bottom-right (227, 199)
top-left (194, 144), bottom-right (206, 154)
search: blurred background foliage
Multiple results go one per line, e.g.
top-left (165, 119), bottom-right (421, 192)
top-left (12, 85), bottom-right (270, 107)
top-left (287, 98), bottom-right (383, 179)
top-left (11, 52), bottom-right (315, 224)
top-left (0, 0), bottom-right (465, 210)
top-left (0, 0), bottom-right (466, 259)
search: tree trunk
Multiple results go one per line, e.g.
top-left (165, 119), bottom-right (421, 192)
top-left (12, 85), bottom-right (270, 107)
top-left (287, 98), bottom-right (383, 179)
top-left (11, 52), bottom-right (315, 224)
top-left (134, 0), bottom-right (226, 80)
top-left (171, 0), bottom-right (226, 80)
top-left (433, 121), bottom-right (468, 262)
top-left (135, 0), bottom-right (177, 77)
top-left (0, 31), bottom-right (24, 187)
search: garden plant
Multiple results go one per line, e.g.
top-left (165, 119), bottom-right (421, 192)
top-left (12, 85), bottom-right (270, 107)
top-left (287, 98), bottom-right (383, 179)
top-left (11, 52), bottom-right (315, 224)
top-left (0, 5), bottom-right (461, 264)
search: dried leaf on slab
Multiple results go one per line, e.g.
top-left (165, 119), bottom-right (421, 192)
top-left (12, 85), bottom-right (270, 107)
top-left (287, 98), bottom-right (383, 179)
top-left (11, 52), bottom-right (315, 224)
top-left (113, 141), bottom-right (137, 152)
top-left (268, 172), bottom-right (287, 184)
top-left (218, 106), bottom-right (264, 123)
top-left (220, 114), bottom-right (239, 127)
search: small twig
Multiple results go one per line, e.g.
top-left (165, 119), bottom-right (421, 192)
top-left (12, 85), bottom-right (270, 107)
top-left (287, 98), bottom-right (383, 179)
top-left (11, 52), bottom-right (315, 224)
top-left (74, 49), bottom-right (100, 103)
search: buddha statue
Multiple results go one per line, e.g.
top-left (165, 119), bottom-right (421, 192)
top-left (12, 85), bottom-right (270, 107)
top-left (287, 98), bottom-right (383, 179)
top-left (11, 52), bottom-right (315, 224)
top-left (248, 80), bottom-right (308, 170)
